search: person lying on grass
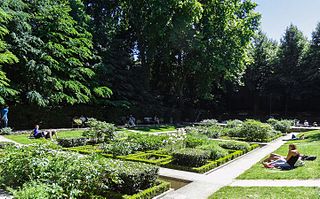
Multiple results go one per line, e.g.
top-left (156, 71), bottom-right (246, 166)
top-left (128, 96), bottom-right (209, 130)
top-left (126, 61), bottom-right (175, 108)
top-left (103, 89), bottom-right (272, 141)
top-left (262, 144), bottom-right (300, 170)
top-left (31, 124), bottom-right (58, 141)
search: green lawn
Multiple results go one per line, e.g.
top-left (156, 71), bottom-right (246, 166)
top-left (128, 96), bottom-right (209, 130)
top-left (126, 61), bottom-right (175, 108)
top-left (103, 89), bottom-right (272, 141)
top-left (209, 187), bottom-right (320, 199)
top-left (132, 125), bottom-right (176, 133)
top-left (4, 130), bottom-right (85, 144)
top-left (238, 130), bottom-right (320, 179)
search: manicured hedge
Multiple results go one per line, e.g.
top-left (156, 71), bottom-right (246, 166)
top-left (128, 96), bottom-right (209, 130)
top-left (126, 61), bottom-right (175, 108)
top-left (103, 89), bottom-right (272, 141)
top-left (172, 148), bottom-right (210, 167)
top-left (123, 152), bottom-right (173, 165)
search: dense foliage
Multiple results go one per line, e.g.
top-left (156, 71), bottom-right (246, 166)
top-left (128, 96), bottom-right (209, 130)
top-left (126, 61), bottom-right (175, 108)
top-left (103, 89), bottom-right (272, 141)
top-left (0, 144), bottom-right (159, 197)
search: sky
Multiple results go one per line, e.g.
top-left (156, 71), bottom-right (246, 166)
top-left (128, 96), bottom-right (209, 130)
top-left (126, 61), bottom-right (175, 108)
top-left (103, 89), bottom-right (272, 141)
top-left (254, 0), bottom-right (320, 42)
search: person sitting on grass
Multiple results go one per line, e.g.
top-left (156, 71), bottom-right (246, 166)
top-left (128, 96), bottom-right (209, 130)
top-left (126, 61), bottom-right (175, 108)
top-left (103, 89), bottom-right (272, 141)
top-left (262, 144), bottom-right (300, 170)
top-left (31, 125), bottom-right (57, 141)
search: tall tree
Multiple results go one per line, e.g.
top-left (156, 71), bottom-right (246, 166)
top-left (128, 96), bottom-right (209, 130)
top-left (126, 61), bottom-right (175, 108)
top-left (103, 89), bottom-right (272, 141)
top-left (0, 7), bottom-right (18, 104)
top-left (272, 24), bottom-right (308, 113)
top-left (302, 22), bottom-right (320, 96)
top-left (244, 31), bottom-right (278, 112)
top-left (1, 0), bottom-right (111, 106)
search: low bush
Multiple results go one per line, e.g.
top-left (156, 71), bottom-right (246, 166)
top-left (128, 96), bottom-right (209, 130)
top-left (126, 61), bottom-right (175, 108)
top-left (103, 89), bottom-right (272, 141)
top-left (267, 118), bottom-right (293, 133)
top-left (226, 119), bottom-right (243, 128)
top-left (185, 132), bottom-right (208, 148)
top-left (9, 181), bottom-right (64, 199)
top-left (57, 137), bottom-right (88, 147)
top-left (199, 125), bottom-right (223, 138)
top-left (238, 119), bottom-right (278, 142)
top-left (199, 119), bottom-right (218, 126)
top-left (197, 143), bottom-right (228, 160)
top-left (172, 148), bottom-right (210, 167)
top-left (83, 118), bottom-right (116, 142)
top-left (103, 141), bottom-right (140, 156)
top-left (103, 134), bottom-right (169, 156)
top-left (127, 134), bottom-right (169, 151)
top-left (0, 127), bottom-right (13, 135)
top-left (218, 141), bottom-right (251, 152)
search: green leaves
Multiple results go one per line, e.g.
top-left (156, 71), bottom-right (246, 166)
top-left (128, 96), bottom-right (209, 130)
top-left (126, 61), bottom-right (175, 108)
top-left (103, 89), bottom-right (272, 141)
top-left (0, 0), bottom-right (112, 107)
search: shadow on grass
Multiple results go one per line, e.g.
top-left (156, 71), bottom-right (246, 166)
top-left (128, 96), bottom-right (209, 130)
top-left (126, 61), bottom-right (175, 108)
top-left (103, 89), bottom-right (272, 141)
top-left (305, 133), bottom-right (320, 141)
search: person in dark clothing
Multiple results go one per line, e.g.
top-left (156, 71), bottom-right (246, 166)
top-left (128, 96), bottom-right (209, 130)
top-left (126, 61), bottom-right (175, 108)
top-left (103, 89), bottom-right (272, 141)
top-left (31, 125), bottom-right (57, 140)
top-left (263, 144), bottom-right (300, 169)
top-left (1, 106), bottom-right (9, 128)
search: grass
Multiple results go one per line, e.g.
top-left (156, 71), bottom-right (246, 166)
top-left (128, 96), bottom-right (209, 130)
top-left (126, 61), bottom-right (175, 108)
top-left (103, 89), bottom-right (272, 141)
top-left (238, 130), bottom-right (320, 179)
top-left (132, 125), bottom-right (176, 133)
top-left (4, 130), bottom-right (85, 144)
top-left (209, 187), bottom-right (320, 199)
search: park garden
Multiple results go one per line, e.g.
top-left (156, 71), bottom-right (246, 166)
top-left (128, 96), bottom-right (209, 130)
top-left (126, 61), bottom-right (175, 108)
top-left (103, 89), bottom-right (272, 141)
top-left (0, 118), bottom-right (306, 198)
top-left (1, 0), bottom-right (320, 198)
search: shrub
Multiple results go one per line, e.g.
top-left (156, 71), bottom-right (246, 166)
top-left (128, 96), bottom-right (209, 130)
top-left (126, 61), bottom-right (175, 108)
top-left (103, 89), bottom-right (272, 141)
top-left (199, 119), bottom-right (218, 126)
top-left (0, 127), bottom-right (13, 135)
top-left (185, 132), bottom-right (208, 148)
top-left (83, 118), bottom-right (116, 142)
top-left (226, 119), bottom-right (243, 128)
top-left (103, 141), bottom-right (140, 156)
top-left (238, 119), bottom-right (276, 142)
top-left (103, 159), bottom-right (159, 195)
top-left (127, 134), bottom-right (169, 151)
top-left (172, 148), bottom-right (210, 167)
top-left (267, 118), bottom-right (293, 133)
top-left (197, 143), bottom-right (228, 160)
top-left (57, 137), bottom-right (88, 147)
top-left (198, 125), bottom-right (223, 138)
top-left (0, 144), bottom-right (160, 197)
top-left (10, 181), bottom-right (64, 199)
top-left (218, 141), bottom-right (251, 152)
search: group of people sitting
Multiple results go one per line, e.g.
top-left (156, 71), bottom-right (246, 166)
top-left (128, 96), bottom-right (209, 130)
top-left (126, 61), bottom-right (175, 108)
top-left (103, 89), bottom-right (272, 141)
top-left (30, 125), bottom-right (58, 140)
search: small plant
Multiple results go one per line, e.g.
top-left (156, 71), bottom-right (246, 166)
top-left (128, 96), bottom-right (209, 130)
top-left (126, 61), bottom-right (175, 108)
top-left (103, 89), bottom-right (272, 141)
top-left (0, 127), bottom-right (13, 135)
top-left (83, 118), bottom-right (116, 143)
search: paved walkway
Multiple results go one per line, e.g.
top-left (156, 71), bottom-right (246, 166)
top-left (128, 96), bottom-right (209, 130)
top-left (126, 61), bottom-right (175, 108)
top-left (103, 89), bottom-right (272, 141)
top-left (161, 133), bottom-right (293, 199)
top-left (230, 179), bottom-right (320, 187)
top-left (0, 190), bottom-right (12, 199)
top-left (0, 135), bottom-right (19, 144)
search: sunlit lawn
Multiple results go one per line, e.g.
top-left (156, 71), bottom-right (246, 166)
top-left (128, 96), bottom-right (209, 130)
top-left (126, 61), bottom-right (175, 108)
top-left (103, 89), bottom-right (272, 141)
top-left (209, 187), bottom-right (320, 199)
top-left (238, 130), bottom-right (320, 179)
top-left (4, 130), bottom-right (85, 144)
